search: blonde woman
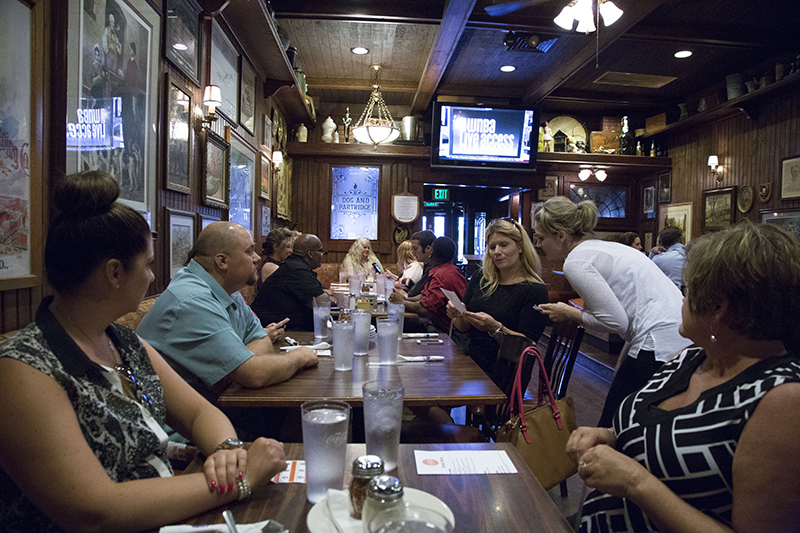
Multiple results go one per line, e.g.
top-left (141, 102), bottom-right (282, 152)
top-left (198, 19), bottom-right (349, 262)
top-left (389, 240), bottom-right (423, 290)
top-left (340, 237), bottom-right (383, 279)
top-left (446, 218), bottom-right (549, 381)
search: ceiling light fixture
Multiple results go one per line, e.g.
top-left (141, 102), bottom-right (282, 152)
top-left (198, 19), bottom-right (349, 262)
top-left (674, 50), bottom-right (693, 59)
top-left (351, 46), bottom-right (369, 55)
top-left (351, 65), bottom-right (400, 147)
top-left (500, 65), bottom-right (516, 72)
top-left (554, 0), bottom-right (622, 32)
top-left (578, 167), bottom-right (608, 181)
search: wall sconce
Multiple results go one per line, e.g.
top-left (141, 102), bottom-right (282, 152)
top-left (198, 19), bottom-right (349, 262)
top-left (578, 167), bottom-right (607, 182)
top-left (708, 155), bottom-right (722, 183)
top-left (198, 85), bottom-right (222, 131)
top-left (272, 149), bottom-right (283, 170)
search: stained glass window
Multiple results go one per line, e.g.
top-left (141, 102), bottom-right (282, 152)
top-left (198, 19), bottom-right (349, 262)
top-left (569, 184), bottom-right (627, 218)
top-left (330, 166), bottom-right (379, 239)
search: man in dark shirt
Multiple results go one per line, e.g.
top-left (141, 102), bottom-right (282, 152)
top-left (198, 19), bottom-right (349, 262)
top-left (251, 233), bottom-right (331, 330)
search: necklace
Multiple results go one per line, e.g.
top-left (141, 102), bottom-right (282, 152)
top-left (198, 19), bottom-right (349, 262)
top-left (51, 304), bottom-right (118, 367)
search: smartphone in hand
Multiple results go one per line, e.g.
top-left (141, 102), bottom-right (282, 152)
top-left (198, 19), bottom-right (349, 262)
top-left (373, 262), bottom-right (383, 274)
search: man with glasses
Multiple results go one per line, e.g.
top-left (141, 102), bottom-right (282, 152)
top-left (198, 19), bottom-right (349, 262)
top-left (252, 233), bottom-right (332, 331)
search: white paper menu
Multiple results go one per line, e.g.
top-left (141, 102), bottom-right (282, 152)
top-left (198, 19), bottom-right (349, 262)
top-left (440, 288), bottom-right (467, 313)
top-left (414, 450), bottom-right (518, 475)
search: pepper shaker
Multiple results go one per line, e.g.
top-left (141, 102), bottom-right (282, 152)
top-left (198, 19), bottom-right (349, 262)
top-left (349, 455), bottom-right (384, 519)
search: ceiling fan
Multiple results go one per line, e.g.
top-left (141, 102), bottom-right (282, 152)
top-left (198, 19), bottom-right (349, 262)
top-left (484, 0), bottom-right (549, 17)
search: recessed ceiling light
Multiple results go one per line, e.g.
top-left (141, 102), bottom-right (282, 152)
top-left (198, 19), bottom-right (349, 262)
top-left (500, 65), bottom-right (516, 72)
top-left (172, 43), bottom-right (188, 51)
top-left (351, 47), bottom-right (369, 55)
top-left (674, 50), bottom-right (692, 59)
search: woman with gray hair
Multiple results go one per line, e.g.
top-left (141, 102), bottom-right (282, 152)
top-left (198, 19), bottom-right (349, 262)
top-left (567, 222), bottom-right (800, 532)
top-left (533, 196), bottom-right (688, 426)
top-left (340, 237), bottom-right (383, 279)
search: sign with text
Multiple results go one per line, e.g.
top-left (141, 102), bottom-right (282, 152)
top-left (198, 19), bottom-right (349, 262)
top-left (331, 166), bottom-right (379, 240)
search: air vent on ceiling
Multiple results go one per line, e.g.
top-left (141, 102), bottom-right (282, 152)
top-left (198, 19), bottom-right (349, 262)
top-left (503, 32), bottom-right (558, 53)
top-left (593, 71), bottom-right (677, 89)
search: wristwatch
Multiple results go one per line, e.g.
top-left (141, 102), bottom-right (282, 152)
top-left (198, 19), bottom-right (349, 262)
top-left (214, 438), bottom-right (244, 452)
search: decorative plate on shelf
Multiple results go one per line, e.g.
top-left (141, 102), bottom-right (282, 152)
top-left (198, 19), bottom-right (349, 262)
top-left (547, 115), bottom-right (588, 146)
top-left (737, 185), bottom-right (754, 213)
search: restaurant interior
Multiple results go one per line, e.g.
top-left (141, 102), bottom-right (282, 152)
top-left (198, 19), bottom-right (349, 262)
top-left (2, 0), bottom-right (800, 527)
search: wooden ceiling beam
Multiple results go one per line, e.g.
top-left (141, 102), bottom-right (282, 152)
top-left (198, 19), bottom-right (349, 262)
top-left (305, 78), bottom-right (419, 93)
top-left (411, 0), bottom-right (478, 115)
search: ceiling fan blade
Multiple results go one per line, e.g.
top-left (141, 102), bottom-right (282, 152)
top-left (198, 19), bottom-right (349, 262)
top-left (484, 0), bottom-right (545, 17)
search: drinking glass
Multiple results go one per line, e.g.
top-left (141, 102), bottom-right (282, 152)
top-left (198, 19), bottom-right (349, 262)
top-left (332, 320), bottom-right (355, 371)
top-left (376, 318), bottom-right (399, 365)
top-left (386, 301), bottom-right (405, 341)
top-left (375, 273), bottom-right (386, 297)
top-left (363, 381), bottom-right (404, 471)
top-left (349, 274), bottom-right (361, 296)
top-left (352, 309), bottom-right (372, 356)
top-left (368, 506), bottom-right (454, 533)
top-left (313, 299), bottom-right (331, 343)
top-left (301, 400), bottom-right (351, 504)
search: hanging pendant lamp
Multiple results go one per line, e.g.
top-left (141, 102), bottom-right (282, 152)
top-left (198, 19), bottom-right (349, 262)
top-left (351, 65), bottom-right (400, 146)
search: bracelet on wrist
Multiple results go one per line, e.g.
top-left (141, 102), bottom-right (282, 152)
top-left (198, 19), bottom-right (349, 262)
top-left (491, 323), bottom-right (504, 339)
top-left (214, 438), bottom-right (244, 453)
top-left (236, 475), bottom-right (251, 500)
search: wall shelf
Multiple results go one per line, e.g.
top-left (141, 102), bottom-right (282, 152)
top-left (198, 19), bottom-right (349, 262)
top-left (221, 1), bottom-right (315, 126)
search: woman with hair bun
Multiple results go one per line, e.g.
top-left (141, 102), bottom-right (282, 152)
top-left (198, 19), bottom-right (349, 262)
top-left (0, 172), bottom-right (287, 532)
top-left (534, 196), bottom-right (689, 426)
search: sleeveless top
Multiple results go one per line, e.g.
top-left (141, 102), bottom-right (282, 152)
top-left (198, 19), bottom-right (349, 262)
top-left (580, 346), bottom-right (800, 532)
top-left (0, 297), bottom-right (170, 532)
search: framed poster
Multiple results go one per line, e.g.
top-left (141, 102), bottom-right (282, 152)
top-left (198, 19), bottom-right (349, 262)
top-left (66, 0), bottom-right (161, 214)
top-left (275, 155), bottom-right (292, 220)
top-left (239, 56), bottom-right (256, 135)
top-left (643, 186), bottom-right (655, 215)
top-left (229, 135), bottom-right (256, 233)
top-left (538, 175), bottom-right (557, 201)
top-left (660, 202), bottom-right (693, 244)
top-left (198, 212), bottom-right (220, 231)
top-left (702, 187), bottom-right (736, 233)
top-left (0, 0), bottom-right (42, 289)
top-left (259, 151), bottom-right (271, 200)
top-left (162, 0), bottom-right (202, 86)
top-left (166, 207), bottom-right (195, 279)
top-left (780, 154), bottom-right (800, 200)
top-left (202, 129), bottom-right (229, 208)
top-left (761, 208), bottom-right (800, 241)
top-left (658, 172), bottom-right (671, 204)
top-left (164, 73), bottom-right (192, 193)
top-left (262, 113), bottom-right (272, 150)
top-left (261, 205), bottom-right (271, 237)
top-left (209, 19), bottom-right (238, 125)
top-left (330, 166), bottom-right (379, 240)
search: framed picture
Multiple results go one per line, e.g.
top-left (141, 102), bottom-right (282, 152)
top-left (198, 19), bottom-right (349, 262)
top-left (644, 231), bottom-right (653, 251)
top-left (259, 151), bottom-right (271, 200)
top-left (262, 114), bottom-right (273, 150)
top-left (538, 175), bottom-right (557, 201)
top-left (275, 155), bottom-right (292, 220)
top-left (209, 19), bottom-right (238, 125)
top-left (658, 172), bottom-right (671, 204)
top-left (643, 186), bottom-right (655, 215)
top-left (780, 154), bottom-right (800, 200)
top-left (164, 74), bottom-right (192, 194)
top-left (239, 56), bottom-right (256, 135)
top-left (702, 187), bottom-right (736, 233)
top-left (261, 205), bottom-right (271, 237)
top-left (202, 129), bottom-right (230, 208)
top-left (761, 208), bottom-right (800, 241)
top-left (229, 134), bottom-right (256, 234)
top-left (660, 202), bottom-right (693, 244)
top-left (0, 0), bottom-right (43, 289)
top-left (198, 213), bottom-right (220, 231)
top-left (162, 0), bottom-right (202, 86)
top-left (66, 0), bottom-right (161, 214)
top-left (166, 208), bottom-right (195, 279)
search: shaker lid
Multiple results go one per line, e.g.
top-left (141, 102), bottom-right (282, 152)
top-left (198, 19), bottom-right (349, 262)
top-left (367, 475), bottom-right (404, 500)
top-left (353, 455), bottom-right (385, 477)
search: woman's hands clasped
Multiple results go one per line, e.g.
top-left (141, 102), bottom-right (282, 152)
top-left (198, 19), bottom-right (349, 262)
top-left (202, 438), bottom-right (287, 495)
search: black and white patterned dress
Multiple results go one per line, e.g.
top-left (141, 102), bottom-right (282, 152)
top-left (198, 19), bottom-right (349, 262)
top-left (0, 297), bottom-right (170, 532)
top-left (580, 346), bottom-right (800, 532)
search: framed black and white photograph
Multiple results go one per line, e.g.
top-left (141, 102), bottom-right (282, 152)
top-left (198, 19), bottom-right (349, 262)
top-left (164, 74), bottom-right (192, 194)
top-left (702, 187), bottom-right (736, 233)
top-left (760, 208), bottom-right (800, 241)
top-left (209, 19), bottom-right (238, 125)
top-left (658, 172), bottom-right (671, 204)
top-left (239, 56), bottom-right (256, 135)
top-left (202, 129), bottom-right (230, 209)
top-left (66, 0), bottom-right (161, 214)
top-left (780, 154), bottom-right (800, 200)
top-left (166, 208), bottom-right (195, 279)
top-left (643, 186), bottom-right (655, 215)
top-left (262, 113), bottom-right (272, 151)
top-left (538, 175), bottom-right (557, 201)
top-left (162, 0), bottom-right (202, 86)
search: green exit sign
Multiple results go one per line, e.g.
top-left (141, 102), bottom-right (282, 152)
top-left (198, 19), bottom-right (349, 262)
top-left (433, 188), bottom-right (449, 200)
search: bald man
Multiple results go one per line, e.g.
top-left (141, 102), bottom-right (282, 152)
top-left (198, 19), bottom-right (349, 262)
top-left (251, 233), bottom-right (332, 331)
top-left (138, 222), bottom-right (317, 439)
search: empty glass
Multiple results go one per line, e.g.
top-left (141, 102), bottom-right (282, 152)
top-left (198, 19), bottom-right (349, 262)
top-left (353, 309), bottom-right (372, 356)
top-left (332, 320), bottom-right (355, 371)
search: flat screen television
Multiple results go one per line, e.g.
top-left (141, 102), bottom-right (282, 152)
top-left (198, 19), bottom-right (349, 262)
top-left (431, 102), bottom-right (539, 172)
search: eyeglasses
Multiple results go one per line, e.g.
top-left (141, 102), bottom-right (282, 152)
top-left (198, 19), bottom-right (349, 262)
top-left (314, 249), bottom-right (326, 255)
top-left (115, 365), bottom-right (155, 416)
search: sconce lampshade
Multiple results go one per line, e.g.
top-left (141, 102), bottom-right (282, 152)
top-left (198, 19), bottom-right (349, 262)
top-left (708, 155), bottom-right (719, 168)
top-left (272, 150), bottom-right (283, 165)
top-left (203, 85), bottom-right (222, 110)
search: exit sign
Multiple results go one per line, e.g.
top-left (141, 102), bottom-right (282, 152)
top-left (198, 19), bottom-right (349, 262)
top-left (433, 188), bottom-right (449, 200)
top-left (423, 201), bottom-right (438, 207)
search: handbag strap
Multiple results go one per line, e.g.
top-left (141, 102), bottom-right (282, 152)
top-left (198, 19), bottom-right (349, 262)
top-left (532, 347), bottom-right (564, 432)
top-left (507, 346), bottom-right (564, 445)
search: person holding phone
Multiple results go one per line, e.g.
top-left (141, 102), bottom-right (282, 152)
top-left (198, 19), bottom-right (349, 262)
top-left (340, 237), bottom-right (383, 280)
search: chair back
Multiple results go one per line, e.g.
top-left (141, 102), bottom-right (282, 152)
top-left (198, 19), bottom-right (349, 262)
top-left (541, 320), bottom-right (584, 400)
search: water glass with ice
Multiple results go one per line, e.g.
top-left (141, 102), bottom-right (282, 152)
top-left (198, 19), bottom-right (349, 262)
top-left (352, 309), bottom-right (372, 356)
top-left (376, 318), bottom-right (399, 365)
top-left (301, 400), bottom-right (351, 504)
top-left (332, 320), bottom-right (355, 371)
top-left (386, 301), bottom-right (405, 341)
top-left (313, 299), bottom-right (331, 343)
top-left (363, 381), bottom-right (404, 472)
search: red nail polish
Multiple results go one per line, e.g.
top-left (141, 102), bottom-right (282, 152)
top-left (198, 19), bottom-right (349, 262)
top-left (228, 483), bottom-right (234, 492)
top-left (238, 472), bottom-right (243, 479)
top-left (210, 481), bottom-right (217, 489)
top-left (220, 487), bottom-right (226, 495)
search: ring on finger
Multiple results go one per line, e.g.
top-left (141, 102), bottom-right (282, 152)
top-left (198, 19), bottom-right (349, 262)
top-left (577, 460), bottom-right (587, 476)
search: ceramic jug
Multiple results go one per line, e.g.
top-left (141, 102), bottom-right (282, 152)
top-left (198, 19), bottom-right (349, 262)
top-left (321, 116), bottom-right (336, 143)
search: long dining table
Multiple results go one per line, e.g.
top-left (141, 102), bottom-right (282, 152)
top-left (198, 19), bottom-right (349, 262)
top-left (217, 331), bottom-right (507, 408)
top-left (175, 443), bottom-right (574, 532)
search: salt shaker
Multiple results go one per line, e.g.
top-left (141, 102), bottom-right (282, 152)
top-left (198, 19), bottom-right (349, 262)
top-left (361, 475), bottom-right (404, 533)
top-left (349, 455), bottom-right (384, 519)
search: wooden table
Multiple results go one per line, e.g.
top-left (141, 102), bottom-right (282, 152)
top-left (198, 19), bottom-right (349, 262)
top-left (218, 332), bottom-right (506, 408)
top-left (178, 443), bottom-right (573, 532)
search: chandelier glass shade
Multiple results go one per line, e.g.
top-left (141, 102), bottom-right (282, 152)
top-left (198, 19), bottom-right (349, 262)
top-left (352, 66), bottom-right (400, 145)
top-left (554, 0), bottom-right (623, 32)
